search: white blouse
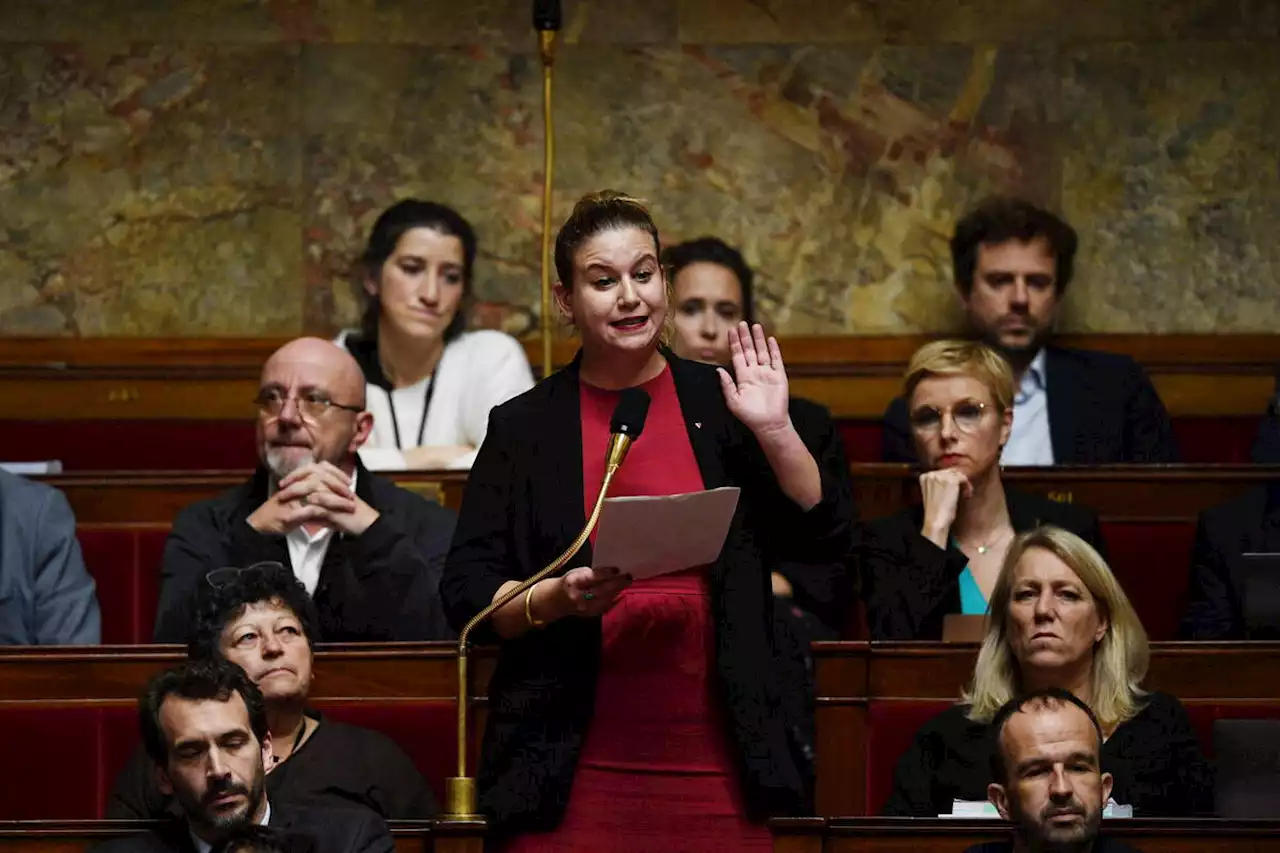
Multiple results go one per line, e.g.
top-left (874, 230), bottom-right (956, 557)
top-left (333, 328), bottom-right (535, 471)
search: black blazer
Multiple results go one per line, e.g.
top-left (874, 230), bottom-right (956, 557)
top-left (154, 460), bottom-right (457, 643)
top-left (882, 346), bottom-right (1179, 465)
top-left (776, 396), bottom-right (857, 631)
top-left (859, 488), bottom-right (1106, 641)
top-left (883, 693), bottom-right (1213, 817)
top-left (1180, 482), bottom-right (1280, 640)
top-left (1252, 371), bottom-right (1280, 463)
top-left (440, 352), bottom-right (852, 836)
top-left (90, 802), bottom-right (394, 853)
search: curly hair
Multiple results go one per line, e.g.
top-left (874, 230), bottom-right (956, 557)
top-left (188, 562), bottom-right (320, 661)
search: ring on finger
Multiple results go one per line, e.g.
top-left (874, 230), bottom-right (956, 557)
top-left (300, 496), bottom-right (309, 506)
top-left (583, 591), bottom-right (595, 601)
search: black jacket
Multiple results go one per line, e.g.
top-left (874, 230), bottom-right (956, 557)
top-left (860, 488), bottom-right (1106, 641)
top-left (1180, 482), bottom-right (1280, 640)
top-left (884, 693), bottom-right (1213, 817)
top-left (90, 802), bottom-right (394, 853)
top-left (882, 346), bottom-right (1179, 465)
top-left (106, 713), bottom-right (437, 821)
top-left (153, 461), bottom-right (456, 643)
top-left (776, 396), bottom-right (857, 631)
top-left (1252, 373), bottom-right (1280, 463)
top-left (440, 353), bottom-right (852, 836)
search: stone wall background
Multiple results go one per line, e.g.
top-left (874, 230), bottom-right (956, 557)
top-left (0, 0), bottom-right (1275, 337)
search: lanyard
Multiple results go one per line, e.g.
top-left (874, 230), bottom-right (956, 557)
top-left (386, 375), bottom-right (436, 451)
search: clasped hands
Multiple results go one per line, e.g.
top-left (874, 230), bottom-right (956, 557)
top-left (247, 461), bottom-right (380, 537)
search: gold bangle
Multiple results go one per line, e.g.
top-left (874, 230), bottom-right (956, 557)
top-left (524, 585), bottom-right (545, 628)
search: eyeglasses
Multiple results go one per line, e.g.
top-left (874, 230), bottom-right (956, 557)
top-left (206, 561), bottom-right (286, 589)
top-left (909, 401), bottom-right (990, 435)
top-left (254, 388), bottom-right (363, 420)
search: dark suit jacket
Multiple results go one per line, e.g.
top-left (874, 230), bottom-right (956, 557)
top-left (882, 345), bottom-right (1179, 465)
top-left (1252, 372), bottom-right (1280, 463)
top-left (90, 802), bottom-right (394, 853)
top-left (1180, 482), bottom-right (1280, 640)
top-left (440, 352), bottom-right (852, 836)
top-left (153, 460), bottom-right (456, 643)
top-left (859, 488), bottom-right (1106, 641)
top-left (777, 396), bottom-right (857, 631)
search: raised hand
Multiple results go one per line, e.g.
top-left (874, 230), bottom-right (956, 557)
top-left (717, 322), bottom-right (791, 438)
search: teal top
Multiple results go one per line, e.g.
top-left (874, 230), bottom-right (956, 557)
top-left (957, 566), bottom-right (988, 615)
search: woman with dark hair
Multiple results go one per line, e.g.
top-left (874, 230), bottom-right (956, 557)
top-left (108, 562), bottom-right (435, 820)
top-left (335, 199), bottom-right (534, 471)
top-left (442, 191), bottom-right (851, 850)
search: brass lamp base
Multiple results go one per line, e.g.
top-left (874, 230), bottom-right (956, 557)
top-left (444, 776), bottom-right (482, 819)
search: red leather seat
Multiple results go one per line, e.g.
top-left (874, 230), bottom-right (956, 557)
top-left (0, 420), bottom-right (255, 471)
top-left (77, 524), bottom-right (169, 644)
top-left (1100, 521), bottom-right (1196, 641)
top-left (865, 698), bottom-right (953, 815)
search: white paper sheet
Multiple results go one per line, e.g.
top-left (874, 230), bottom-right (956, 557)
top-left (591, 487), bottom-right (741, 580)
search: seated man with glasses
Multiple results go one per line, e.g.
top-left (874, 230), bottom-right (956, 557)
top-left (153, 337), bottom-right (456, 643)
top-left (858, 341), bottom-right (1106, 640)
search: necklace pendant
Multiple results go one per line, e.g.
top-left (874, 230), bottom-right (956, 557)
top-left (977, 545), bottom-right (989, 555)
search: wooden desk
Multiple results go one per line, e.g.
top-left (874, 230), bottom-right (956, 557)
top-left (811, 642), bottom-right (1280, 817)
top-left (0, 820), bottom-right (485, 853)
top-left (770, 817), bottom-right (1280, 853)
top-left (853, 464), bottom-right (1280, 522)
top-left (0, 643), bottom-right (493, 703)
top-left (36, 471), bottom-right (470, 524)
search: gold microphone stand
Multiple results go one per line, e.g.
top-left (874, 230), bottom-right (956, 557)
top-left (443, 430), bottom-right (635, 818)
top-left (537, 28), bottom-right (557, 380)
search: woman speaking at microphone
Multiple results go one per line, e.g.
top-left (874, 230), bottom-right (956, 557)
top-left (441, 191), bottom-right (850, 851)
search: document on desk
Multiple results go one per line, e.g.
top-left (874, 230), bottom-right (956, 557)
top-left (592, 487), bottom-right (741, 580)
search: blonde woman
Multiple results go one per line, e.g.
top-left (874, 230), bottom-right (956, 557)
top-left (860, 340), bottom-right (1106, 640)
top-left (883, 526), bottom-right (1212, 817)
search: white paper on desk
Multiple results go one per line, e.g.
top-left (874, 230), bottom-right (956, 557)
top-left (592, 487), bottom-right (741, 580)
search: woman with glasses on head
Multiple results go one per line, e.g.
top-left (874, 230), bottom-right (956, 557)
top-left (111, 562), bottom-right (436, 820)
top-left (335, 200), bottom-right (535, 471)
top-left (860, 340), bottom-right (1107, 640)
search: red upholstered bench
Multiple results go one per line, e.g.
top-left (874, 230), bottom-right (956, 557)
top-left (0, 700), bottom-right (458, 820)
top-left (78, 524), bottom-right (169, 644)
top-left (0, 420), bottom-right (255, 471)
top-left (1184, 702), bottom-right (1280, 758)
top-left (1099, 521), bottom-right (1197, 641)
top-left (0, 704), bottom-right (136, 819)
top-left (866, 698), bottom-right (954, 815)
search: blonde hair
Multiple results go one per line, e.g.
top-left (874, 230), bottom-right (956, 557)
top-left (903, 339), bottom-right (1015, 412)
top-left (962, 526), bottom-right (1150, 730)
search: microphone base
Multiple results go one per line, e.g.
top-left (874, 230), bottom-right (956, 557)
top-left (444, 776), bottom-right (482, 819)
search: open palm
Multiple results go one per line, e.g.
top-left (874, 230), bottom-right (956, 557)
top-left (717, 322), bottom-right (790, 435)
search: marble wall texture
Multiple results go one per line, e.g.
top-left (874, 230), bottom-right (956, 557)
top-left (0, 0), bottom-right (1275, 336)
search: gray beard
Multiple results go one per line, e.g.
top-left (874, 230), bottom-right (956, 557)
top-left (266, 448), bottom-right (314, 480)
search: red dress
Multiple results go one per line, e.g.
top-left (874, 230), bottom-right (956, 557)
top-left (505, 365), bottom-right (771, 853)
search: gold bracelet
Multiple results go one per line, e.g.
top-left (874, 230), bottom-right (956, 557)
top-left (524, 585), bottom-right (546, 628)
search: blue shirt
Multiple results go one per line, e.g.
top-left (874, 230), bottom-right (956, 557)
top-left (958, 567), bottom-right (988, 615)
top-left (1000, 348), bottom-right (1054, 466)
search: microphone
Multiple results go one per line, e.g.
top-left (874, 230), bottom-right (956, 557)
top-left (606, 386), bottom-right (651, 472)
top-left (444, 389), bottom-right (651, 819)
top-left (533, 0), bottom-right (561, 31)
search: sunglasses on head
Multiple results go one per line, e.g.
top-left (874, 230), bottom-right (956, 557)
top-left (205, 561), bottom-right (287, 589)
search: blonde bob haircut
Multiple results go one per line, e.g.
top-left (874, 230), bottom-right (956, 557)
top-left (962, 525), bottom-right (1150, 730)
top-left (902, 339), bottom-right (1015, 413)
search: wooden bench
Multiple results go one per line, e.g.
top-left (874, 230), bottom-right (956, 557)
top-left (812, 642), bottom-right (1280, 817)
top-left (0, 820), bottom-right (484, 853)
top-left (1, 335), bottom-right (1275, 468)
top-left (769, 817), bottom-right (1280, 853)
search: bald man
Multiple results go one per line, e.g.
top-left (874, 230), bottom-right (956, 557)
top-left (153, 338), bottom-right (457, 643)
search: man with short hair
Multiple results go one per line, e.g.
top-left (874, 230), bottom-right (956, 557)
top-left (883, 198), bottom-right (1178, 466)
top-left (94, 659), bottom-right (393, 853)
top-left (968, 688), bottom-right (1143, 853)
top-left (154, 338), bottom-right (455, 643)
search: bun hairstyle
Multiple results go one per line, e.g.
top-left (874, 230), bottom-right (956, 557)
top-left (552, 190), bottom-right (673, 345)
